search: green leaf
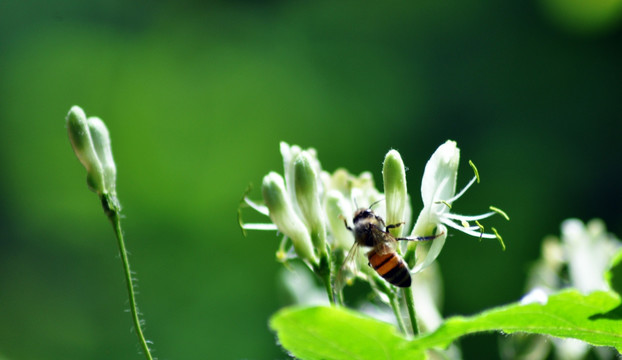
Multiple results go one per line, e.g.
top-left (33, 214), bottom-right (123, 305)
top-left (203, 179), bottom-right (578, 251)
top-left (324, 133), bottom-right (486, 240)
top-left (607, 248), bottom-right (622, 296)
top-left (271, 290), bottom-right (621, 359)
top-left (269, 306), bottom-right (425, 360)
top-left (412, 289), bottom-right (622, 352)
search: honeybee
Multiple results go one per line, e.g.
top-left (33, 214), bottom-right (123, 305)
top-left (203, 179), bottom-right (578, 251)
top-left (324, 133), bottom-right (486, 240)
top-left (342, 207), bottom-right (441, 288)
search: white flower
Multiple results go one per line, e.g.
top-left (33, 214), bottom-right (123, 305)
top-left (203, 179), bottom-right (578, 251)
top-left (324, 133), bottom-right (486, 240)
top-left (411, 140), bottom-right (507, 273)
top-left (525, 218), bottom-right (621, 296)
top-left (519, 218), bottom-right (621, 359)
top-left (261, 171), bottom-right (319, 265)
top-left (241, 143), bottom-right (327, 265)
top-left (561, 218), bottom-right (620, 293)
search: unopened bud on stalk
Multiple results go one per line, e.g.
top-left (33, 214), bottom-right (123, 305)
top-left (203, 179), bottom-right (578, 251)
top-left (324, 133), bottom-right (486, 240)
top-left (87, 116), bottom-right (117, 197)
top-left (262, 172), bottom-right (318, 265)
top-left (294, 152), bottom-right (327, 255)
top-left (383, 149), bottom-right (408, 236)
top-left (325, 190), bottom-right (354, 250)
top-left (66, 106), bottom-right (107, 195)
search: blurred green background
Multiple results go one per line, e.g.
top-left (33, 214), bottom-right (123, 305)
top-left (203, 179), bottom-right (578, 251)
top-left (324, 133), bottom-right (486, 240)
top-left (1, 0), bottom-right (621, 359)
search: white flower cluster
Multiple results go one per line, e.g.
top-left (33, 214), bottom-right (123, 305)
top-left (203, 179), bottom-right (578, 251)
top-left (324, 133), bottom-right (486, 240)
top-left (241, 140), bottom-right (506, 277)
top-left (517, 218), bottom-right (621, 359)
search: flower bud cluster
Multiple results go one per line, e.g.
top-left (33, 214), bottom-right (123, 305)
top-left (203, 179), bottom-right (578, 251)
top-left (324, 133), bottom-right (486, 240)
top-left (242, 142), bottom-right (384, 267)
top-left (66, 105), bottom-right (117, 199)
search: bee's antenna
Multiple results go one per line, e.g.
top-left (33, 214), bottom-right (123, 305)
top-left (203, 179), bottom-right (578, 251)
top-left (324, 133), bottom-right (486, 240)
top-left (369, 198), bottom-right (384, 210)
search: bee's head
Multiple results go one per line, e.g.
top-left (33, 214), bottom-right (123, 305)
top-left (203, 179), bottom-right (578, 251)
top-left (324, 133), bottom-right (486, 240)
top-left (352, 208), bottom-right (375, 225)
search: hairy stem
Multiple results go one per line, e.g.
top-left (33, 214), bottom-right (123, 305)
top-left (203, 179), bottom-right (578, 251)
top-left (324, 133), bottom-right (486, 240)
top-left (105, 196), bottom-right (154, 360)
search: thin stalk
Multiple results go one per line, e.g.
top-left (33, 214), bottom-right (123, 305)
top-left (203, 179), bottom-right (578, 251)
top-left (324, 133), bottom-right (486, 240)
top-left (369, 273), bottom-right (408, 335)
top-left (107, 200), bottom-right (154, 360)
top-left (316, 251), bottom-right (336, 304)
top-left (389, 293), bottom-right (407, 335)
top-left (332, 250), bottom-right (345, 306)
top-left (402, 287), bottom-right (419, 336)
top-left (401, 243), bottom-right (420, 335)
top-left (321, 271), bottom-right (335, 304)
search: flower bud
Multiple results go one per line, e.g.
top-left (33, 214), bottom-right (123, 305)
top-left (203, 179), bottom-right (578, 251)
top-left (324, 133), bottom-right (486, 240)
top-left (325, 190), bottom-right (354, 250)
top-left (88, 116), bottom-right (117, 197)
top-left (294, 151), bottom-right (327, 255)
top-left (383, 149), bottom-right (407, 236)
top-left (262, 172), bottom-right (318, 265)
top-left (66, 105), bottom-right (106, 194)
top-left (280, 142), bottom-right (302, 202)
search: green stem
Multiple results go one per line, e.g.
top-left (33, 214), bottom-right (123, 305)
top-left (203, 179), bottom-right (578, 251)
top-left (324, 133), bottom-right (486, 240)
top-left (316, 250), bottom-right (336, 304)
top-left (368, 273), bottom-right (408, 335)
top-left (105, 197), bottom-right (154, 360)
top-left (331, 249), bottom-right (346, 306)
top-left (389, 293), bottom-right (407, 335)
top-left (402, 287), bottom-right (419, 336)
top-left (322, 271), bottom-right (335, 304)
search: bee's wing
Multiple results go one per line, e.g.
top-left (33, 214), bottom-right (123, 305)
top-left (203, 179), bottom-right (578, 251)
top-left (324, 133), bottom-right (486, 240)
top-left (371, 225), bottom-right (398, 255)
top-left (336, 242), bottom-right (361, 290)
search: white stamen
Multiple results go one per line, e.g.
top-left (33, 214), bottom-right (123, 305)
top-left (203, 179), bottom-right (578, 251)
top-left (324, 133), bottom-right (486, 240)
top-left (441, 218), bottom-right (497, 239)
top-left (242, 223), bottom-right (279, 230)
top-left (244, 197), bottom-right (270, 216)
top-left (444, 176), bottom-right (477, 204)
top-left (443, 211), bottom-right (497, 222)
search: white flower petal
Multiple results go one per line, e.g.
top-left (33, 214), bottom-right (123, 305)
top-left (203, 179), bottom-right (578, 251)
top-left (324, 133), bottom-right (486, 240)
top-left (280, 142), bottom-right (302, 207)
top-left (521, 287), bottom-right (549, 305)
top-left (420, 140), bottom-right (459, 208)
top-left (412, 225), bottom-right (447, 273)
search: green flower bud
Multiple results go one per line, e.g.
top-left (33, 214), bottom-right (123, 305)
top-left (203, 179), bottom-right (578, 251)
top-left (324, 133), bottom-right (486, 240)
top-left (262, 172), bottom-right (318, 265)
top-left (88, 117), bottom-right (117, 197)
top-left (66, 106), bottom-right (106, 194)
top-left (294, 151), bottom-right (327, 255)
top-left (383, 149), bottom-right (407, 236)
top-left (324, 190), bottom-right (353, 250)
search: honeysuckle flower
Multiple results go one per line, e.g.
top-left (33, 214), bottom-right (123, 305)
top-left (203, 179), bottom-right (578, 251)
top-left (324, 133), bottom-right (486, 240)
top-left (261, 171), bottom-right (319, 265)
top-left (242, 143), bottom-right (336, 265)
top-left (411, 140), bottom-right (507, 273)
top-left (561, 218), bottom-right (620, 293)
top-left (518, 218), bottom-right (621, 359)
top-left (241, 142), bottom-right (387, 258)
top-left (524, 218), bottom-right (621, 299)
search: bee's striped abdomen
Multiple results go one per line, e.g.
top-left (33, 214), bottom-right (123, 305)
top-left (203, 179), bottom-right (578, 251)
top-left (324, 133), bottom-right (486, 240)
top-left (368, 249), bottom-right (411, 288)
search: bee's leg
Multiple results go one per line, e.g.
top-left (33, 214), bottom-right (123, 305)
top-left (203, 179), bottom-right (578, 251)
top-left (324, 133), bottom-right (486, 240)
top-left (396, 231), bottom-right (445, 242)
top-left (339, 214), bottom-right (353, 231)
top-left (385, 222), bottom-right (405, 232)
